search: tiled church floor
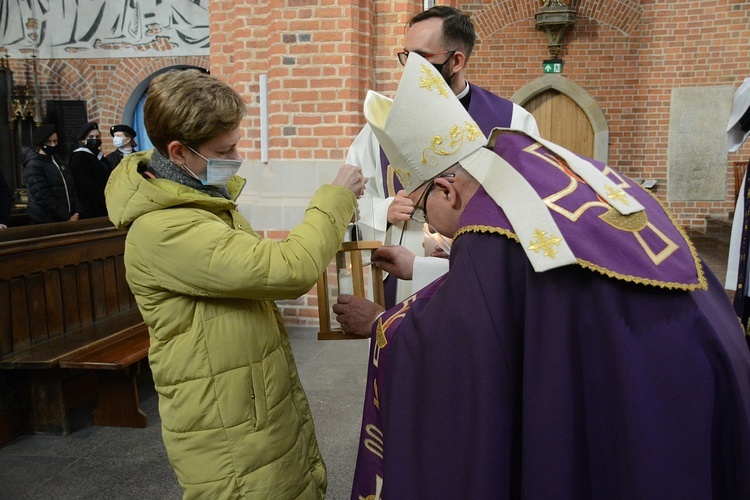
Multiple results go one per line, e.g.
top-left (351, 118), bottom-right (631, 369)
top-left (0, 328), bottom-right (369, 499)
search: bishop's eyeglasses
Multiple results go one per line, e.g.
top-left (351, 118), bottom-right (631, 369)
top-left (410, 173), bottom-right (456, 224)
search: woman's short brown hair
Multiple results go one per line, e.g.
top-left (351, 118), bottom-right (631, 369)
top-left (144, 69), bottom-right (247, 155)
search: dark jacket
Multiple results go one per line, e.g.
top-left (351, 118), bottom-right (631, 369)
top-left (105, 149), bottom-right (125, 171)
top-left (22, 147), bottom-right (82, 223)
top-left (69, 149), bottom-right (112, 218)
top-left (0, 172), bottom-right (12, 226)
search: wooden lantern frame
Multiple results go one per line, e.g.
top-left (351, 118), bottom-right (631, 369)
top-left (316, 241), bottom-right (384, 340)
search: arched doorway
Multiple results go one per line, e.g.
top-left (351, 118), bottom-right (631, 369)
top-left (525, 89), bottom-right (594, 158)
top-left (121, 65), bottom-right (209, 152)
top-left (513, 75), bottom-right (609, 163)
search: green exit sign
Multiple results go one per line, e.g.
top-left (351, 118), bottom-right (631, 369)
top-left (543, 59), bottom-right (563, 74)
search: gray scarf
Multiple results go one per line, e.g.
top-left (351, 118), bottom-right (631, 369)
top-left (147, 149), bottom-right (230, 199)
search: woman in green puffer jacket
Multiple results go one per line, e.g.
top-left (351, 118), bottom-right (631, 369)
top-left (105, 70), bottom-right (364, 499)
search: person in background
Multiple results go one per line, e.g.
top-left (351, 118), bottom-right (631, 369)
top-left (337, 53), bottom-right (750, 499)
top-left (724, 77), bottom-right (750, 347)
top-left (105, 124), bottom-right (138, 170)
top-left (0, 172), bottom-right (12, 228)
top-left (105, 69), bottom-right (365, 498)
top-left (69, 121), bottom-right (112, 218)
top-left (22, 124), bottom-right (81, 224)
top-left (346, 5), bottom-right (539, 307)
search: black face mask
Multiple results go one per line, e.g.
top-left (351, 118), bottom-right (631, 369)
top-left (42, 144), bottom-right (59, 155)
top-left (85, 138), bottom-right (102, 152)
top-left (432, 56), bottom-right (455, 87)
top-left (740, 108), bottom-right (750, 133)
top-left (430, 50), bottom-right (456, 87)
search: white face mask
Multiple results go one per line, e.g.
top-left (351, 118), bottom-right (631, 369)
top-left (113, 136), bottom-right (129, 148)
top-left (186, 146), bottom-right (243, 187)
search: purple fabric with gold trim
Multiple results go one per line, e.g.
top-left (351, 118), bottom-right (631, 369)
top-left (349, 131), bottom-right (750, 500)
top-left (465, 131), bottom-right (705, 289)
top-left (359, 204), bottom-right (750, 498)
top-left (349, 277), bottom-right (445, 500)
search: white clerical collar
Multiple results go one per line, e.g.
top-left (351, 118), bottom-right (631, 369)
top-left (73, 146), bottom-right (104, 160)
top-left (455, 81), bottom-right (470, 100)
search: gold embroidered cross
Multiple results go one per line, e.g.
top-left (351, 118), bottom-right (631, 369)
top-left (527, 228), bottom-right (562, 258)
top-left (605, 185), bottom-right (630, 206)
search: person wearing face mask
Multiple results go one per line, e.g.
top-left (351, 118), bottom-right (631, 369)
top-left (105, 124), bottom-right (138, 171)
top-left (22, 124), bottom-right (82, 224)
top-left (345, 5), bottom-right (540, 308)
top-left (69, 121), bottom-right (112, 218)
top-left (339, 53), bottom-right (750, 499)
top-left (105, 69), bottom-right (365, 498)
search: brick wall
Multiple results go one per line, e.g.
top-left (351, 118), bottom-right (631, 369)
top-left (213, 0), bottom-right (394, 162)
top-left (6, 55), bottom-right (210, 133)
top-left (10, 0), bottom-right (749, 221)
top-left (6, 0), bottom-right (750, 326)
top-left (465, 0), bottom-right (748, 228)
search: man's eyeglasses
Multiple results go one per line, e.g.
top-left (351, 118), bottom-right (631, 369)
top-left (410, 173), bottom-right (456, 224)
top-left (397, 50), bottom-right (456, 67)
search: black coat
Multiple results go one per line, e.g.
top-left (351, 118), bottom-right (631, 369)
top-left (0, 172), bottom-right (12, 226)
top-left (105, 149), bottom-right (124, 171)
top-left (69, 149), bottom-right (112, 218)
top-left (22, 147), bottom-right (82, 223)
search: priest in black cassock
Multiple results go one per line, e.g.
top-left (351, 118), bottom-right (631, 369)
top-left (69, 121), bottom-right (112, 218)
top-left (105, 124), bottom-right (138, 171)
top-left (336, 53), bottom-right (750, 499)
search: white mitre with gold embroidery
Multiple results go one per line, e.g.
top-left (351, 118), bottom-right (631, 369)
top-left (363, 52), bottom-right (643, 272)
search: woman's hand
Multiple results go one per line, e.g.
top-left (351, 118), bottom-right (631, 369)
top-left (333, 163), bottom-right (366, 197)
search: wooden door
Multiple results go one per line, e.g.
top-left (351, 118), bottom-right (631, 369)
top-left (525, 89), bottom-right (594, 158)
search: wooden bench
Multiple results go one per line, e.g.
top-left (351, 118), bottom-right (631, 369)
top-left (59, 321), bottom-right (149, 428)
top-left (0, 217), bottom-right (150, 438)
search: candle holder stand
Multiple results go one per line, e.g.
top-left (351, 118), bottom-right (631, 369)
top-left (317, 241), bottom-right (384, 340)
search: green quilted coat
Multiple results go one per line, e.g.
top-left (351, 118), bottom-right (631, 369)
top-left (106, 151), bottom-right (355, 499)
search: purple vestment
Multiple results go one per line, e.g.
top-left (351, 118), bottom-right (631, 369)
top-left (351, 133), bottom-right (750, 499)
top-left (350, 278), bottom-right (445, 499)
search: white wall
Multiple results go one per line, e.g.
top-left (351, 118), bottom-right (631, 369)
top-left (236, 160), bottom-right (343, 231)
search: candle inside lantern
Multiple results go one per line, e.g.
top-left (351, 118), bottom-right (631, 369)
top-left (338, 268), bottom-right (354, 295)
top-left (422, 223), bottom-right (452, 256)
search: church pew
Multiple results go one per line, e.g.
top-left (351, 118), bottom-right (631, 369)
top-left (0, 218), bottom-right (150, 438)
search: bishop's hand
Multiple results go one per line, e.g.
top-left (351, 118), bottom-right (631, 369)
top-left (371, 245), bottom-right (415, 280)
top-left (387, 190), bottom-right (414, 224)
top-left (333, 295), bottom-right (384, 337)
